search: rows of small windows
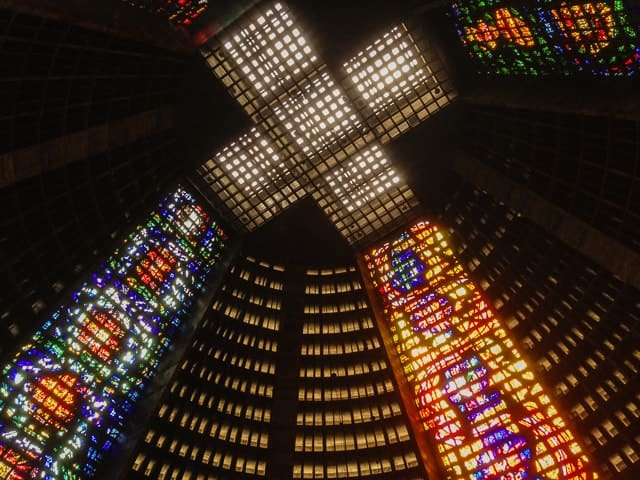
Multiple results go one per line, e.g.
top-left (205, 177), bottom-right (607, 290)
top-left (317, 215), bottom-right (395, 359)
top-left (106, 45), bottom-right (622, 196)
top-left (584, 398), bottom-right (640, 475)
top-left (182, 354), bottom-right (276, 377)
top-left (298, 379), bottom-right (394, 402)
top-left (306, 267), bottom-right (357, 276)
top-left (448, 193), bottom-right (640, 405)
top-left (589, 416), bottom-right (632, 447)
top-left (292, 451), bottom-right (421, 479)
top-left (609, 446), bottom-right (640, 474)
top-left (159, 400), bottom-right (272, 425)
top-left (228, 288), bottom-right (283, 309)
top-left (304, 280), bottom-right (363, 294)
top-left (211, 302), bottom-right (281, 331)
top-left (192, 333), bottom-right (278, 355)
top-left (302, 316), bottom-right (375, 334)
top-left (551, 347), bottom-right (637, 399)
top-left (445, 187), bottom-right (639, 354)
top-left (299, 359), bottom-right (387, 378)
top-left (132, 451), bottom-right (267, 477)
top-left (200, 318), bottom-right (279, 350)
top-left (532, 316), bottom-right (638, 403)
top-left (143, 423), bottom-right (269, 451)
top-left (295, 423), bottom-right (411, 452)
top-left (213, 325), bottom-right (279, 355)
top-left (192, 329), bottom-right (278, 354)
top-left (297, 401), bottom-right (404, 426)
top-left (229, 266), bottom-right (286, 290)
top-left (303, 299), bottom-right (369, 314)
top-left (168, 374), bottom-right (274, 400)
top-left (442, 186), bottom-right (640, 477)
top-left (300, 337), bottom-right (381, 355)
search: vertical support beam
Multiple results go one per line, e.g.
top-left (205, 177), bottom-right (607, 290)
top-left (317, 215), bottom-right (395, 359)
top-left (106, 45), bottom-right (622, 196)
top-left (355, 253), bottom-right (445, 480)
top-left (266, 265), bottom-right (305, 480)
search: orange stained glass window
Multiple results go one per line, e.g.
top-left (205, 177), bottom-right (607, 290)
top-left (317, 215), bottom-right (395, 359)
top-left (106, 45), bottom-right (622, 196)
top-left (550, 2), bottom-right (616, 55)
top-left (365, 220), bottom-right (595, 480)
top-left (28, 373), bottom-right (79, 431)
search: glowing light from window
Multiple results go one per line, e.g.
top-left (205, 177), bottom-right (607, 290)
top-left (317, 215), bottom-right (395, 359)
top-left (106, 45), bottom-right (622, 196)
top-left (222, 2), bottom-right (318, 99)
top-left (215, 127), bottom-right (295, 195)
top-left (549, 2), bottom-right (617, 55)
top-left (365, 221), bottom-right (596, 480)
top-left (0, 187), bottom-right (226, 478)
top-left (344, 25), bottom-right (437, 113)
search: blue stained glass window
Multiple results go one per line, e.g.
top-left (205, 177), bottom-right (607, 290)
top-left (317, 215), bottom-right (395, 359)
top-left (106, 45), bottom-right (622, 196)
top-left (0, 186), bottom-right (226, 479)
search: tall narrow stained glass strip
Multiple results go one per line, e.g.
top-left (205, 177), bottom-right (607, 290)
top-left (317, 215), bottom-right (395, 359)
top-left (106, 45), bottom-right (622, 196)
top-left (0, 186), bottom-right (226, 479)
top-left (364, 220), bottom-right (596, 479)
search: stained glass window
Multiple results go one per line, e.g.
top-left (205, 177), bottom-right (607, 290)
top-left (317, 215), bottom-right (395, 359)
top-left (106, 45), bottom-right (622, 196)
top-left (0, 187), bottom-right (226, 478)
top-left (452, 0), bottom-right (640, 76)
top-left (121, 0), bottom-right (209, 26)
top-left (365, 221), bottom-right (596, 479)
top-left (343, 24), bottom-right (441, 115)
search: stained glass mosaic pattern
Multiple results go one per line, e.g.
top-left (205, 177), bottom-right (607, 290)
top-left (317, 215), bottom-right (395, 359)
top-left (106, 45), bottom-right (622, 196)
top-left (121, 0), bottom-right (208, 26)
top-left (365, 220), bottom-right (596, 479)
top-left (221, 2), bottom-right (318, 100)
top-left (0, 187), bottom-right (226, 479)
top-left (453, 0), bottom-right (640, 76)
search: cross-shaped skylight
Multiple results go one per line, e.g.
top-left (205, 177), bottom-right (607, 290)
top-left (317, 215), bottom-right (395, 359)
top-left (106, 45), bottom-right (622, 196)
top-left (197, 1), bottom-right (455, 245)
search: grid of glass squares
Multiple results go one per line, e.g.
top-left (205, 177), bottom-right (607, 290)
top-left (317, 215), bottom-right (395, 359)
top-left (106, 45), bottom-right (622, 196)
top-left (272, 69), bottom-right (363, 157)
top-left (344, 25), bottom-right (435, 114)
top-left (313, 143), bottom-right (419, 245)
top-left (198, 1), bottom-right (456, 245)
top-left (341, 22), bottom-right (456, 143)
top-left (197, 127), bottom-right (308, 230)
top-left (221, 2), bottom-right (319, 100)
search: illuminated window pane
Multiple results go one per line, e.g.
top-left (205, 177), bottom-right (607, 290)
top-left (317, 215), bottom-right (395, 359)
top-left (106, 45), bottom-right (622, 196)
top-left (215, 127), bottom-right (303, 198)
top-left (314, 143), bottom-right (419, 245)
top-left (197, 127), bottom-right (308, 230)
top-left (324, 144), bottom-right (400, 212)
top-left (344, 24), bottom-right (438, 113)
top-left (273, 69), bottom-right (362, 156)
top-left (221, 2), bottom-right (318, 99)
top-left (0, 187), bottom-right (226, 478)
top-left (365, 221), bottom-right (596, 480)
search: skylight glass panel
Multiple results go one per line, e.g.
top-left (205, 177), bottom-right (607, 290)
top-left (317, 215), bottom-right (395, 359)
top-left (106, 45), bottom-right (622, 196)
top-left (197, 127), bottom-right (308, 230)
top-left (344, 24), bottom-right (437, 114)
top-left (221, 2), bottom-right (318, 100)
top-left (273, 70), bottom-right (362, 156)
top-left (323, 144), bottom-right (399, 212)
top-left (216, 127), bottom-right (293, 195)
top-left (315, 143), bottom-right (420, 245)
